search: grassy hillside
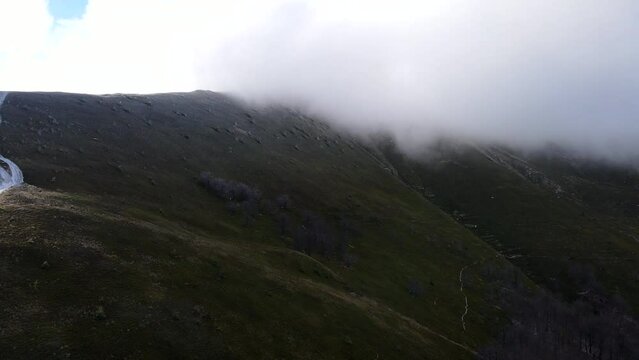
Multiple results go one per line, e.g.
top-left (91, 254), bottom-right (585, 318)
top-left (381, 140), bottom-right (639, 313)
top-left (0, 92), bottom-right (521, 359)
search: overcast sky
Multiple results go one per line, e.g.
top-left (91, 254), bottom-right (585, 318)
top-left (1, 0), bottom-right (638, 158)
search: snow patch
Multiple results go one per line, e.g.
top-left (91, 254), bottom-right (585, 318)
top-left (0, 155), bottom-right (23, 193)
top-left (0, 92), bottom-right (24, 193)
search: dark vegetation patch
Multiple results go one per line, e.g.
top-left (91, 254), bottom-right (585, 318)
top-left (198, 172), bottom-right (358, 265)
top-left (479, 261), bottom-right (639, 360)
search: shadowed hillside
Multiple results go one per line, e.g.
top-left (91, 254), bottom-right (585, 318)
top-left (0, 91), bottom-right (521, 359)
top-left (1, 91), bottom-right (638, 359)
top-left (380, 140), bottom-right (639, 311)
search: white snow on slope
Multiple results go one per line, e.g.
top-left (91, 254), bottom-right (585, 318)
top-left (0, 156), bottom-right (23, 193)
top-left (0, 92), bottom-right (24, 193)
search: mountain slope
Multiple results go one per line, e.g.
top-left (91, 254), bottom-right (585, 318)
top-left (0, 91), bottom-right (520, 359)
top-left (381, 139), bottom-right (639, 313)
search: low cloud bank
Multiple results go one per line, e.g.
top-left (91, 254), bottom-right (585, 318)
top-left (205, 1), bottom-right (639, 160)
top-left (2, 1), bottom-right (639, 160)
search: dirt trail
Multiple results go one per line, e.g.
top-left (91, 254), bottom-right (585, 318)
top-left (459, 265), bottom-right (470, 331)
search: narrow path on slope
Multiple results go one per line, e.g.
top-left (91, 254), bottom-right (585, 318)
top-left (458, 260), bottom-right (483, 332)
top-left (0, 92), bottom-right (24, 193)
top-left (459, 265), bottom-right (470, 331)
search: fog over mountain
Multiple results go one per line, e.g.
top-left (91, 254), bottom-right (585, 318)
top-left (2, 0), bottom-right (639, 159)
top-left (4, 3), bottom-right (639, 358)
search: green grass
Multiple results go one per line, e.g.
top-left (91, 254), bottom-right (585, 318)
top-left (382, 141), bottom-right (639, 313)
top-left (0, 91), bottom-right (526, 359)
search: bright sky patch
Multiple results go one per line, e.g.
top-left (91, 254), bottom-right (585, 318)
top-left (48, 0), bottom-right (87, 19)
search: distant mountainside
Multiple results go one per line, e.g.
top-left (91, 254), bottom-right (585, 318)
top-left (0, 91), bottom-right (637, 359)
top-left (381, 139), bottom-right (639, 308)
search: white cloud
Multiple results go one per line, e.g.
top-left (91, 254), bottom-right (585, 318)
top-left (0, 0), bottom-right (53, 56)
top-left (0, 0), bottom-right (278, 93)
